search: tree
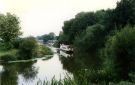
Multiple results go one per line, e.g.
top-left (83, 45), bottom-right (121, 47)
top-left (74, 24), bottom-right (105, 68)
top-left (62, 12), bottom-right (99, 44)
top-left (102, 27), bottom-right (135, 81)
top-left (18, 36), bottom-right (38, 60)
top-left (114, 0), bottom-right (135, 28)
top-left (0, 13), bottom-right (22, 49)
top-left (42, 32), bottom-right (55, 43)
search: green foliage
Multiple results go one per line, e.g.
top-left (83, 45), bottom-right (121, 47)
top-left (52, 0), bottom-right (135, 84)
top-left (1, 54), bottom-right (17, 62)
top-left (0, 13), bottom-right (22, 49)
top-left (42, 32), bottom-right (55, 43)
top-left (60, 12), bottom-right (99, 44)
top-left (0, 49), bottom-right (17, 57)
top-left (53, 41), bottom-right (60, 47)
top-left (18, 36), bottom-right (38, 60)
top-left (102, 27), bottom-right (135, 81)
top-left (1, 61), bottom-right (37, 85)
top-left (1, 0), bottom-right (135, 84)
top-left (74, 24), bottom-right (105, 69)
top-left (0, 49), bottom-right (18, 62)
top-left (37, 45), bottom-right (53, 57)
top-left (74, 24), bottom-right (105, 54)
top-left (58, 33), bottom-right (69, 44)
top-left (36, 70), bottom-right (135, 85)
top-left (55, 0), bottom-right (135, 83)
top-left (12, 38), bottom-right (22, 49)
top-left (114, 0), bottom-right (135, 28)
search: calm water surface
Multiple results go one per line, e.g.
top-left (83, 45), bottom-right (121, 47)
top-left (0, 49), bottom-right (73, 85)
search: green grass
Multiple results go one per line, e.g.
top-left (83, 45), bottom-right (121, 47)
top-left (35, 69), bottom-right (135, 85)
top-left (0, 49), bottom-right (18, 61)
top-left (36, 77), bottom-right (135, 85)
top-left (0, 44), bottom-right (53, 62)
top-left (0, 49), bottom-right (18, 58)
top-left (37, 45), bottom-right (53, 57)
top-left (36, 76), bottom-right (135, 85)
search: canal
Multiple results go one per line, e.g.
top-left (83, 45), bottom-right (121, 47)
top-left (0, 48), bottom-right (73, 85)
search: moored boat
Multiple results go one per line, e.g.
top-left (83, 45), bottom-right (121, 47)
top-left (59, 44), bottom-right (73, 54)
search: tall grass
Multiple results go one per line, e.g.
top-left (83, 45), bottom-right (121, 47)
top-left (0, 49), bottom-right (18, 57)
top-left (36, 70), bottom-right (135, 85)
top-left (36, 77), bottom-right (135, 85)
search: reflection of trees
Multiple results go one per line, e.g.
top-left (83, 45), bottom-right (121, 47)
top-left (59, 56), bottom-right (82, 73)
top-left (18, 61), bottom-right (38, 81)
top-left (1, 63), bottom-right (18, 85)
top-left (1, 61), bottom-right (38, 85)
top-left (76, 54), bottom-right (101, 69)
top-left (59, 55), bottom-right (101, 82)
top-left (59, 54), bottom-right (100, 73)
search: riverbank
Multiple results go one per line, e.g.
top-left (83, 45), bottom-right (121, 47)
top-left (0, 53), bottom-right (71, 85)
top-left (0, 55), bottom-right (53, 63)
top-left (0, 45), bottom-right (53, 62)
top-left (36, 77), bottom-right (135, 85)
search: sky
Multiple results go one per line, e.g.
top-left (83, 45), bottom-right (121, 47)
top-left (0, 0), bottom-right (120, 37)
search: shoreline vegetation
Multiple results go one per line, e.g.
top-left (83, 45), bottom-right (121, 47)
top-left (0, 13), bottom-right (53, 62)
top-left (1, 55), bottom-right (53, 63)
top-left (0, 40), bottom-right (53, 62)
top-left (52, 0), bottom-right (135, 85)
top-left (36, 78), bottom-right (135, 85)
top-left (0, 0), bottom-right (135, 85)
top-left (0, 45), bottom-right (53, 62)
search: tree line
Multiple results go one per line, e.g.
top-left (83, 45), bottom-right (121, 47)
top-left (0, 13), bottom-right (53, 61)
top-left (57, 0), bottom-right (135, 84)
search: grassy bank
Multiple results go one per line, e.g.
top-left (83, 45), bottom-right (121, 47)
top-left (0, 45), bottom-right (53, 62)
top-left (36, 76), bottom-right (135, 85)
top-left (37, 45), bottom-right (53, 57)
top-left (0, 49), bottom-right (18, 57)
top-left (0, 49), bottom-right (18, 61)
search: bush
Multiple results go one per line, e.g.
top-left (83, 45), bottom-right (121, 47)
top-left (53, 41), bottom-right (60, 48)
top-left (1, 54), bottom-right (17, 62)
top-left (12, 38), bottom-right (22, 49)
top-left (38, 45), bottom-right (53, 57)
top-left (74, 24), bottom-right (105, 69)
top-left (102, 26), bottom-right (135, 81)
top-left (18, 36), bottom-right (38, 60)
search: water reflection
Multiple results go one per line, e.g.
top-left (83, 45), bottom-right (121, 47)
top-left (59, 50), bottom-right (99, 72)
top-left (1, 63), bottom-right (19, 85)
top-left (59, 51), bottom-right (71, 58)
top-left (59, 56), bottom-right (81, 73)
top-left (1, 61), bottom-right (38, 85)
top-left (0, 53), bottom-right (72, 85)
top-left (18, 61), bottom-right (38, 81)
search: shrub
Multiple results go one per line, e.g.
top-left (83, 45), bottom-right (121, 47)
top-left (1, 54), bottom-right (17, 62)
top-left (53, 41), bottom-right (60, 48)
top-left (18, 36), bottom-right (38, 60)
top-left (102, 26), bottom-right (135, 81)
top-left (74, 24), bottom-right (105, 69)
top-left (12, 38), bottom-right (22, 49)
top-left (38, 45), bottom-right (53, 57)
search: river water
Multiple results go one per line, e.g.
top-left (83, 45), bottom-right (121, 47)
top-left (0, 48), bottom-right (73, 85)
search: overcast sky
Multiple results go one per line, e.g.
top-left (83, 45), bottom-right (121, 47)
top-left (0, 0), bottom-right (120, 37)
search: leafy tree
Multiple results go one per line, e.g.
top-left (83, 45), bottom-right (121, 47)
top-left (58, 33), bottom-right (69, 44)
top-left (12, 38), bottom-right (23, 49)
top-left (42, 32), bottom-right (55, 43)
top-left (114, 0), bottom-right (135, 28)
top-left (18, 36), bottom-right (38, 60)
top-left (62, 12), bottom-right (99, 44)
top-left (102, 27), bottom-right (135, 81)
top-left (74, 24), bottom-right (105, 68)
top-left (0, 13), bottom-right (22, 49)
